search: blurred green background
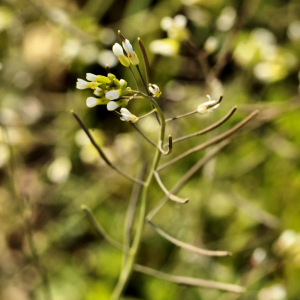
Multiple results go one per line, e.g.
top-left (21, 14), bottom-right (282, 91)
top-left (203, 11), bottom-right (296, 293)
top-left (1, 0), bottom-right (300, 299)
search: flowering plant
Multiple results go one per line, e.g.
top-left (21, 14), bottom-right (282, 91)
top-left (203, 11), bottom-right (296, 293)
top-left (73, 30), bottom-right (259, 300)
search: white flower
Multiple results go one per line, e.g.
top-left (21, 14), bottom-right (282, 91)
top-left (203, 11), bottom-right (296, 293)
top-left (86, 97), bottom-right (98, 108)
top-left (107, 101), bottom-right (119, 111)
top-left (119, 79), bottom-right (126, 86)
top-left (105, 89), bottom-right (121, 100)
top-left (112, 43), bottom-right (130, 67)
top-left (173, 15), bottom-right (187, 29)
top-left (94, 87), bottom-right (102, 96)
top-left (161, 17), bottom-right (173, 31)
top-left (149, 84), bottom-right (162, 97)
top-left (197, 95), bottom-right (220, 114)
top-left (122, 39), bottom-right (139, 65)
top-left (120, 108), bottom-right (138, 123)
top-left (86, 73), bottom-right (97, 81)
top-left (122, 39), bottom-right (134, 55)
top-left (76, 78), bottom-right (90, 89)
top-left (112, 43), bottom-right (124, 56)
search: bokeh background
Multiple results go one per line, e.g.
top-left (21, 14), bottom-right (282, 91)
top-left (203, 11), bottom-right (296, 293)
top-left (1, 0), bottom-right (300, 299)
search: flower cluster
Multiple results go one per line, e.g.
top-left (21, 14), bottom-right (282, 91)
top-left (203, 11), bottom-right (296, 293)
top-left (76, 30), bottom-right (220, 127)
top-left (76, 73), bottom-right (131, 111)
top-left (112, 38), bottom-right (139, 67)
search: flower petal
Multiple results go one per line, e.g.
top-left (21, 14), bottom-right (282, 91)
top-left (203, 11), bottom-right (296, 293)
top-left (86, 73), bottom-right (97, 81)
top-left (112, 43), bottom-right (124, 56)
top-left (105, 90), bottom-right (120, 100)
top-left (86, 97), bottom-right (98, 108)
top-left (107, 101), bottom-right (119, 111)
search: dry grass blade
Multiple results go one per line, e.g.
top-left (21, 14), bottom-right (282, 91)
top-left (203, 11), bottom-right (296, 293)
top-left (147, 220), bottom-right (231, 257)
top-left (154, 171), bottom-right (188, 203)
top-left (134, 265), bottom-right (245, 293)
top-left (158, 110), bottom-right (259, 171)
top-left (171, 106), bottom-right (237, 145)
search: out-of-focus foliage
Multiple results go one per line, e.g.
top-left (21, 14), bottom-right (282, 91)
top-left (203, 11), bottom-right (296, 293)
top-left (0, 0), bottom-right (300, 299)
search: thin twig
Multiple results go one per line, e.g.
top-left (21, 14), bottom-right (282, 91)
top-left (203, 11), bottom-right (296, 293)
top-left (170, 106), bottom-right (237, 145)
top-left (147, 140), bottom-right (230, 220)
top-left (81, 205), bottom-right (128, 251)
top-left (121, 96), bottom-right (143, 99)
top-left (71, 111), bottom-right (145, 185)
top-left (129, 66), bottom-right (140, 91)
top-left (130, 123), bottom-right (157, 147)
top-left (138, 109), bottom-right (156, 120)
top-left (154, 171), bottom-right (188, 204)
top-left (147, 220), bottom-right (231, 257)
top-left (165, 110), bottom-right (198, 122)
top-left (165, 96), bottom-right (223, 123)
top-left (158, 110), bottom-right (259, 171)
top-left (134, 265), bottom-right (245, 293)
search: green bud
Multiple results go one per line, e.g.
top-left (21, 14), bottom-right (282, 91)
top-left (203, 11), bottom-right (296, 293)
top-left (108, 73), bottom-right (116, 81)
top-left (117, 99), bottom-right (129, 108)
top-left (97, 75), bottom-right (110, 84)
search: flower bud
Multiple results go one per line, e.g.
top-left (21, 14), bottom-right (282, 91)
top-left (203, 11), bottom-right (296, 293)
top-left (76, 79), bottom-right (91, 89)
top-left (112, 43), bottom-right (130, 67)
top-left (107, 101), bottom-right (119, 111)
top-left (149, 84), bottom-right (162, 98)
top-left (86, 97), bottom-right (99, 108)
top-left (105, 89), bottom-right (121, 100)
top-left (120, 108), bottom-right (139, 123)
top-left (94, 87), bottom-right (103, 97)
top-left (122, 39), bottom-right (139, 65)
top-left (106, 99), bottom-right (128, 111)
top-left (123, 40), bottom-right (134, 55)
top-left (197, 95), bottom-right (220, 114)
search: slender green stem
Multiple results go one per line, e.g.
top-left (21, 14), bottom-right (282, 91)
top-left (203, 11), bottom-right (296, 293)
top-left (110, 94), bottom-right (166, 300)
top-left (136, 65), bottom-right (149, 95)
top-left (123, 164), bottom-right (147, 267)
top-left (129, 66), bottom-right (139, 90)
